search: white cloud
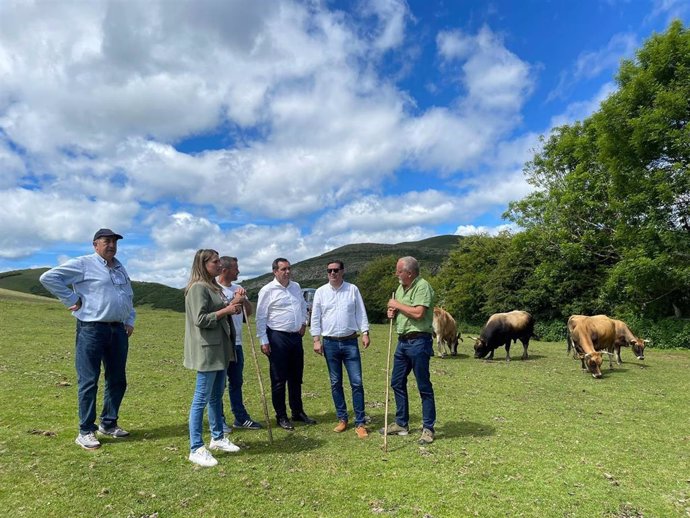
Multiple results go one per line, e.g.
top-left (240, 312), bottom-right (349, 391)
top-left (548, 32), bottom-right (636, 102)
top-left (0, 188), bottom-right (139, 259)
top-left (455, 223), bottom-right (515, 236)
top-left (549, 81), bottom-right (617, 128)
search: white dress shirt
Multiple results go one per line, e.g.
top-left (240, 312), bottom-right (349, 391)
top-left (310, 281), bottom-right (369, 338)
top-left (255, 278), bottom-right (307, 344)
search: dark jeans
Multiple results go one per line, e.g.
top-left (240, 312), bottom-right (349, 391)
top-left (323, 337), bottom-right (365, 426)
top-left (225, 344), bottom-right (250, 423)
top-left (390, 334), bottom-right (436, 430)
top-left (266, 328), bottom-right (305, 420)
top-left (75, 320), bottom-right (129, 433)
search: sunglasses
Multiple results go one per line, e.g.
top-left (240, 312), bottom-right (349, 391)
top-left (327, 268), bottom-right (341, 274)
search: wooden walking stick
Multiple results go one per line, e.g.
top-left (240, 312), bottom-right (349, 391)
top-left (243, 306), bottom-right (273, 444)
top-left (383, 292), bottom-right (395, 453)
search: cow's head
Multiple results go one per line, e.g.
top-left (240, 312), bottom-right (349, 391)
top-left (584, 351), bottom-right (603, 378)
top-left (473, 337), bottom-right (490, 358)
top-left (629, 338), bottom-right (647, 360)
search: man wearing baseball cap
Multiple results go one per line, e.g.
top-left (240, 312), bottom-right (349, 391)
top-left (40, 228), bottom-right (136, 450)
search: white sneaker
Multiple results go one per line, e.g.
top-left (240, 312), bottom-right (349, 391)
top-left (75, 432), bottom-right (101, 450)
top-left (209, 436), bottom-right (240, 453)
top-left (188, 446), bottom-right (218, 467)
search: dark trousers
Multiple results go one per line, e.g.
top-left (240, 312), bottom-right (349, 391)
top-left (266, 328), bottom-right (305, 420)
top-left (75, 320), bottom-right (129, 433)
top-left (267, 328), bottom-right (304, 419)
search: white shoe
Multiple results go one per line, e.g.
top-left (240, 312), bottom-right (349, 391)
top-left (209, 436), bottom-right (240, 453)
top-left (188, 446), bottom-right (218, 467)
top-left (75, 432), bottom-right (101, 450)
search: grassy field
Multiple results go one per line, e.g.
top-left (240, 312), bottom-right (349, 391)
top-left (1, 293), bottom-right (689, 518)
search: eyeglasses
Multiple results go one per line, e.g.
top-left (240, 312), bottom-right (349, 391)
top-left (327, 268), bottom-right (341, 274)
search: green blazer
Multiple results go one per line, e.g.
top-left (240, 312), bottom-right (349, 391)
top-left (184, 282), bottom-right (236, 371)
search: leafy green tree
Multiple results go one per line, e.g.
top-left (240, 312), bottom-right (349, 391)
top-left (507, 20), bottom-right (690, 319)
top-left (595, 19), bottom-right (690, 316)
top-left (356, 255), bottom-right (399, 323)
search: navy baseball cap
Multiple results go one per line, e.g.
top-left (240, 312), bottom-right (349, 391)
top-left (93, 228), bottom-right (123, 241)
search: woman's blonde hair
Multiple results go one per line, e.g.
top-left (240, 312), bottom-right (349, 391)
top-left (184, 249), bottom-right (221, 295)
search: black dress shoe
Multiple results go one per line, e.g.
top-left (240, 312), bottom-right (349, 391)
top-left (292, 412), bottom-right (317, 425)
top-left (277, 417), bottom-right (294, 430)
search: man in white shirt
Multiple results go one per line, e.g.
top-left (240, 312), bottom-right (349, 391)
top-left (256, 258), bottom-right (316, 430)
top-left (311, 260), bottom-right (371, 438)
top-left (217, 256), bottom-right (262, 431)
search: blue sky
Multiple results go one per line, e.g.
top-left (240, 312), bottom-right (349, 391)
top-left (0, 0), bottom-right (688, 287)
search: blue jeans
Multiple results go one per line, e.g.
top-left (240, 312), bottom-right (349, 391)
top-left (75, 320), bottom-right (129, 434)
top-left (189, 370), bottom-right (226, 451)
top-left (226, 344), bottom-right (251, 423)
top-left (390, 335), bottom-right (436, 430)
top-left (323, 338), bottom-right (366, 426)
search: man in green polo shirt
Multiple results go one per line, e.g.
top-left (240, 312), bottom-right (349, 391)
top-left (380, 256), bottom-right (437, 444)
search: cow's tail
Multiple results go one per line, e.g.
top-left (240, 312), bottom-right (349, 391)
top-left (566, 333), bottom-right (573, 356)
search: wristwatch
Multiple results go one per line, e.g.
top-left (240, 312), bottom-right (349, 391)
top-left (362, 331), bottom-right (369, 336)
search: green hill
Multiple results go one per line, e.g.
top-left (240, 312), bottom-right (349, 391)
top-left (240, 234), bottom-right (461, 298)
top-left (0, 268), bottom-right (184, 312)
top-left (0, 235), bottom-right (460, 311)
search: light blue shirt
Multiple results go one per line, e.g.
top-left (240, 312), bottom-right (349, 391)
top-left (40, 252), bottom-right (136, 327)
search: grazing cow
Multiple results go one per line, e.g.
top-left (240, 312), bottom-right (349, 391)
top-left (566, 315), bottom-right (618, 378)
top-left (432, 307), bottom-right (463, 357)
top-left (473, 310), bottom-right (535, 362)
top-left (611, 318), bottom-right (647, 364)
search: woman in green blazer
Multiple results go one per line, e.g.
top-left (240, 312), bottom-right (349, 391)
top-left (184, 249), bottom-right (245, 467)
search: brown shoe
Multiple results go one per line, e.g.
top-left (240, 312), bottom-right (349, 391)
top-left (355, 425), bottom-right (368, 438)
top-left (333, 420), bottom-right (347, 433)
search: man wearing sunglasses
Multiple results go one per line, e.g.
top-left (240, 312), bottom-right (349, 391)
top-left (40, 228), bottom-right (135, 451)
top-left (311, 261), bottom-right (371, 438)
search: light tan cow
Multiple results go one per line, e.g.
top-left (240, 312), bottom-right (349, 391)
top-left (610, 318), bottom-right (647, 364)
top-left (432, 307), bottom-right (463, 358)
top-left (566, 315), bottom-right (618, 378)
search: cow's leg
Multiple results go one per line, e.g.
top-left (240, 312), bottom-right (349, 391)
top-left (437, 338), bottom-right (444, 358)
top-left (615, 345), bottom-right (623, 365)
top-left (521, 338), bottom-right (529, 360)
top-left (505, 341), bottom-right (511, 362)
top-left (487, 349), bottom-right (494, 360)
top-left (607, 347), bottom-right (614, 369)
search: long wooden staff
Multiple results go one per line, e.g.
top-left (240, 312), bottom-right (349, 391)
top-left (383, 292), bottom-right (395, 453)
top-left (243, 306), bottom-right (273, 444)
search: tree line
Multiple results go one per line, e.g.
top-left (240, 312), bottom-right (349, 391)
top-left (357, 21), bottom-right (690, 348)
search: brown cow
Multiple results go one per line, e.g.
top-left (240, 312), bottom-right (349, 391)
top-left (432, 307), bottom-right (463, 357)
top-left (473, 310), bottom-right (535, 362)
top-left (566, 315), bottom-right (618, 378)
top-left (610, 318), bottom-right (647, 364)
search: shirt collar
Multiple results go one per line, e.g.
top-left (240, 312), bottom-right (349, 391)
top-left (93, 252), bottom-right (122, 268)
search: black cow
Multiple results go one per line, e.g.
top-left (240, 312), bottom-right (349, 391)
top-left (473, 310), bottom-right (535, 362)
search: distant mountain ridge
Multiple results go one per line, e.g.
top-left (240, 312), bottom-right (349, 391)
top-left (240, 234), bottom-right (460, 298)
top-left (0, 235), bottom-right (460, 310)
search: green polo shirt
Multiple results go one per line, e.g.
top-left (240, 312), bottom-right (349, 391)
top-left (394, 276), bottom-right (435, 334)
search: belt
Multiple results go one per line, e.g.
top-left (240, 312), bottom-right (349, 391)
top-left (398, 331), bottom-right (431, 341)
top-left (268, 328), bottom-right (301, 337)
top-left (80, 321), bottom-right (123, 327)
top-left (323, 332), bottom-right (358, 342)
